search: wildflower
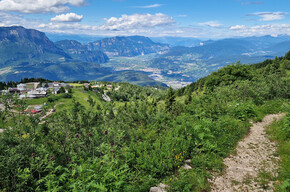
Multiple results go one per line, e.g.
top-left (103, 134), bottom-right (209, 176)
top-left (100, 162), bottom-right (103, 166)
top-left (75, 133), bottom-right (79, 138)
top-left (22, 134), bottom-right (29, 139)
top-left (104, 130), bottom-right (108, 135)
top-left (88, 133), bottom-right (93, 137)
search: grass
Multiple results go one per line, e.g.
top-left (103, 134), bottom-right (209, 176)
top-left (266, 113), bottom-right (290, 192)
top-left (255, 167), bottom-right (276, 190)
top-left (254, 98), bottom-right (289, 122)
top-left (69, 83), bottom-right (84, 88)
top-left (25, 97), bottom-right (47, 106)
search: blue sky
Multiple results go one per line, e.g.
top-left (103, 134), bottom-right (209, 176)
top-left (0, 0), bottom-right (289, 38)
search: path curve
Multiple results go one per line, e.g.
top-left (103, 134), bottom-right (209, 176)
top-left (210, 113), bottom-right (285, 192)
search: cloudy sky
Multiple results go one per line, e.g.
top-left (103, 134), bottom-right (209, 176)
top-left (0, 0), bottom-right (289, 38)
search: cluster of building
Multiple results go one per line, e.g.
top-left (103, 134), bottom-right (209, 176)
top-left (88, 83), bottom-right (120, 90)
top-left (0, 82), bottom-right (69, 99)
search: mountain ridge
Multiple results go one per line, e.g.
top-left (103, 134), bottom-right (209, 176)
top-left (87, 36), bottom-right (170, 57)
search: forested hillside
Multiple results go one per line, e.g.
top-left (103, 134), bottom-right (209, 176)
top-left (0, 52), bottom-right (289, 191)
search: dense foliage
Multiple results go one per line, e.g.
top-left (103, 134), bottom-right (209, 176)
top-left (0, 52), bottom-right (289, 191)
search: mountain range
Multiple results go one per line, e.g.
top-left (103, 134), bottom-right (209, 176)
top-left (87, 36), bottom-right (170, 57)
top-left (0, 26), bottom-right (168, 86)
top-left (0, 26), bottom-right (289, 87)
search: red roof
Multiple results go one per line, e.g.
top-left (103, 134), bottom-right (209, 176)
top-left (31, 110), bottom-right (41, 114)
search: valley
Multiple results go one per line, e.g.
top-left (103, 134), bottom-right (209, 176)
top-left (1, 26), bottom-right (290, 88)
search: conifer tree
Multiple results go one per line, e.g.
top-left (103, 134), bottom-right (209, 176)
top-left (165, 87), bottom-right (175, 112)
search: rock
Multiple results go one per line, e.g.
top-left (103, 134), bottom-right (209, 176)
top-left (185, 159), bottom-right (192, 164)
top-left (149, 183), bottom-right (169, 192)
top-left (149, 187), bottom-right (164, 192)
top-left (159, 183), bottom-right (169, 189)
top-left (182, 164), bottom-right (192, 170)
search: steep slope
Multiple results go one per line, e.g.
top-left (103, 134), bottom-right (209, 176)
top-left (0, 26), bottom-right (70, 67)
top-left (55, 40), bottom-right (109, 64)
top-left (87, 36), bottom-right (170, 57)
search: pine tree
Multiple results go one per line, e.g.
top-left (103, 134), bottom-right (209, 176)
top-left (165, 87), bottom-right (175, 112)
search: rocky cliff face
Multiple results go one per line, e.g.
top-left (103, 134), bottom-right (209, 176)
top-left (55, 40), bottom-right (109, 64)
top-left (0, 26), bottom-right (70, 66)
top-left (87, 36), bottom-right (170, 57)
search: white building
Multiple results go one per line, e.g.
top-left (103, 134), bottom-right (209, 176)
top-left (27, 89), bottom-right (47, 98)
top-left (17, 83), bottom-right (27, 90)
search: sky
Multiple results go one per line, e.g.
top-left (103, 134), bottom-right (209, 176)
top-left (0, 0), bottom-right (289, 39)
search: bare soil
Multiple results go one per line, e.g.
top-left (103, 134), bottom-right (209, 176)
top-left (210, 114), bottom-right (285, 192)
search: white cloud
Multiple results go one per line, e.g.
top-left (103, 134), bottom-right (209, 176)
top-left (1, 10), bottom-right (289, 38)
top-left (247, 12), bottom-right (287, 21)
top-left (230, 25), bottom-right (247, 30)
top-left (134, 4), bottom-right (163, 8)
top-left (50, 13), bottom-right (83, 22)
top-left (229, 24), bottom-right (290, 36)
top-left (199, 21), bottom-right (222, 27)
top-left (0, 12), bottom-right (40, 27)
top-left (0, 0), bottom-right (86, 14)
top-left (99, 13), bottom-right (175, 31)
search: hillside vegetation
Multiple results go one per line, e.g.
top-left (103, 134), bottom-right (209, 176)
top-left (0, 52), bottom-right (289, 191)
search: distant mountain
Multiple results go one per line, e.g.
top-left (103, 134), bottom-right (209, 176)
top-left (47, 33), bottom-right (106, 43)
top-left (265, 41), bottom-right (290, 56)
top-left (239, 35), bottom-right (290, 49)
top-left (55, 40), bottom-right (109, 64)
top-left (166, 39), bottom-right (255, 58)
top-left (151, 37), bottom-right (201, 47)
top-left (87, 36), bottom-right (170, 57)
top-left (0, 26), bottom-right (70, 67)
top-left (164, 36), bottom-right (290, 64)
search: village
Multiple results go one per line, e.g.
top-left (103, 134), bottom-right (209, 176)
top-left (0, 81), bottom-right (119, 114)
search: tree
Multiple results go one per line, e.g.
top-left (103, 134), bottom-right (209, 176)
top-left (165, 87), bottom-right (175, 112)
top-left (185, 93), bottom-right (192, 105)
top-left (59, 86), bottom-right (66, 94)
top-left (285, 51), bottom-right (290, 60)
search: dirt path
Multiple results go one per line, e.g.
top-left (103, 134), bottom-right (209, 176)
top-left (210, 113), bottom-right (285, 192)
